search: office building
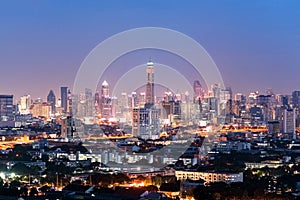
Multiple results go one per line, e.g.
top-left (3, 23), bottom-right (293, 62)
top-left (61, 86), bottom-right (68, 113)
top-left (175, 171), bottom-right (243, 183)
top-left (30, 101), bottom-right (51, 120)
top-left (145, 61), bottom-right (154, 105)
top-left (47, 90), bottom-right (56, 115)
top-left (292, 91), bottom-right (300, 109)
top-left (0, 95), bottom-right (14, 121)
top-left (101, 80), bottom-right (112, 118)
top-left (279, 108), bottom-right (296, 139)
top-left (132, 107), bottom-right (160, 140)
top-left (19, 95), bottom-right (31, 115)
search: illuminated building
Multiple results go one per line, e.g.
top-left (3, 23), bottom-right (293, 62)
top-left (145, 61), bottom-right (154, 105)
top-left (248, 92), bottom-right (258, 105)
top-left (292, 90), bottom-right (300, 109)
top-left (67, 89), bottom-right (72, 114)
top-left (101, 80), bottom-right (109, 97)
top-left (279, 108), bottom-right (296, 139)
top-left (267, 121), bottom-right (280, 134)
top-left (100, 80), bottom-right (112, 118)
top-left (193, 80), bottom-right (203, 99)
top-left (116, 93), bottom-right (130, 122)
top-left (175, 171), bottom-right (243, 183)
top-left (19, 94), bottom-right (31, 115)
top-left (161, 92), bottom-right (181, 122)
top-left (94, 91), bottom-right (100, 114)
top-left (30, 101), bottom-right (51, 119)
top-left (139, 92), bottom-right (146, 107)
top-left (132, 106), bottom-right (160, 140)
top-left (130, 92), bottom-right (138, 108)
top-left (132, 108), bottom-right (140, 137)
top-left (60, 116), bottom-right (74, 139)
top-left (61, 86), bottom-right (68, 113)
top-left (47, 90), bottom-right (56, 115)
top-left (245, 160), bottom-right (285, 169)
top-left (0, 95), bottom-right (14, 121)
top-left (249, 105), bottom-right (263, 122)
top-left (161, 101), bottom-right (173, 119)
top-left (85, 88), bottom-right (94, 117)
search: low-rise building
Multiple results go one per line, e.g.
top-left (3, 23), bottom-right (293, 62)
top-left (175, 170), bottom-right (243, 183)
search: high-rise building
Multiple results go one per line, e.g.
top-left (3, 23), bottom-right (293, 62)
top-left (101, 80), bottom-right (109, 97)
top-left (139, 92), bottom-right (146, 107)
top-left (67, 89), bottom-right (72, 115)
top-left (101, 80), bottom-right (112, 118)
top-left (60, 116), bottom-right (75, 140)
top-left (84, 88), bottom-right (94, 117)
top-left (132, 108), bottom-right (140, 137)
top-left (282, 96), bottom-right (289, 108)
top-left (47, 90), bottom-right (56, 115)
top-left (292, 91), bottom-right (300, 109)
top-left (0, 95), bottom-right (14, 121)
top-left (130, 92), bottom-right (138, 109)
top-left (235, 93), bottom-right (246, 104)
top-left (19, 95), bottom-right (31, 115)
top-left (279, 108), bottom-right (296, 139)
top-left (132, 107), bottom-right (160, 140)
top-left (145, 61), bottom-right (154, 105)
top-left (30, 101), bottom-right (51, 120)
top-left (95, 91), bottom-right (100, 114)
top-left (193, 80), bottom-right (203, 99)
top-left (61, 86), bottom-right (68, 113)
top-left (161, 101), bottom-right (173, 119)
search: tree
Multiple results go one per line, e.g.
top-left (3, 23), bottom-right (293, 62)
top-left (152, 175), bottom-right (163, 187)
top-left (193, 185), bottom-right (214, 200)
top-left (19, 187), bottom-right (28, 197)
top-left (144, 185), bottom-right (158, 192)
top-left (0, 164), bottom-right (7, 172)
top-left (39, 185), bottom-right (50, 194)
top-left (11, 163), bottom-right (31, 175)
top-left (113, 173), bottom-right (130, 184)
top-left (10, 180), bottom-right (21, 189)
top-left (29, 187), bottom-right (38, 196)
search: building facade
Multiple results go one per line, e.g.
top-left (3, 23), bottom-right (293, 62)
top-left (175, 171), bottom-right (243, 183)
top-left (0, 95), bottom-right (14, 121)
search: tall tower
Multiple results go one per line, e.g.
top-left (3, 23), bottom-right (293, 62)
top-left (193, 80), bottom-right (202, 98)
top-left (19, 95), bottom-right (31, 115)
top-left (61, 86), bottom-right (68, 113)
top-left (0, 95), bottom-right (14, 121)
top-left (146, 61), bottom-right (154, 105)
top-left (101, 80), bottom-right (111, 118)
top-left (101, 80), bottom-right (109, 97)
top-left (47, 90), bottom-right (56, 115)
top-left (292, 91), bottom-right (300, 109)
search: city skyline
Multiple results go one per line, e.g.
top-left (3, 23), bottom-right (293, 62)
top-left (0, 1), bottom-right (300, 100)
top-left (0, 2), bottom-right (300, 199)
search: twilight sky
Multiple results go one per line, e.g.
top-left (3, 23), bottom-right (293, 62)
top-left (0, 0), bottom-right (300, 101)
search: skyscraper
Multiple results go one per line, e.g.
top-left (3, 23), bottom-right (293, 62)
top-left (67, 89), bottom-right (72, 115)
top-left (193, 80), bottom-right (203, 99)
top-left (47, 90), bottom-right (56, 114)
top-left (145, 61), bottom-right (154, 105)
top-left (292, 91), bottom-right (300, 109)
top-left (101, 80), bottom-right (112, 118)
top-left (0, 95), bottom-right (14, 121)
top-left (61, 86), bottom-right (68, 113)
top-left (279, 107), bottom-right (296, 139)
top-left (101, 80), bottom-right (109, 97)
top-left (132, 106), bottom-right (160, 140)
top-left (30, 101), bottom-right (51, 119)
top-left (95, 91), bottom-right (100, 114)
top-left (19, 95), bottom-right (31, 115)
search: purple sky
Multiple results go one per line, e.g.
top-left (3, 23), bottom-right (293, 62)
top-left (0, 0), bottom-right (300, 101)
